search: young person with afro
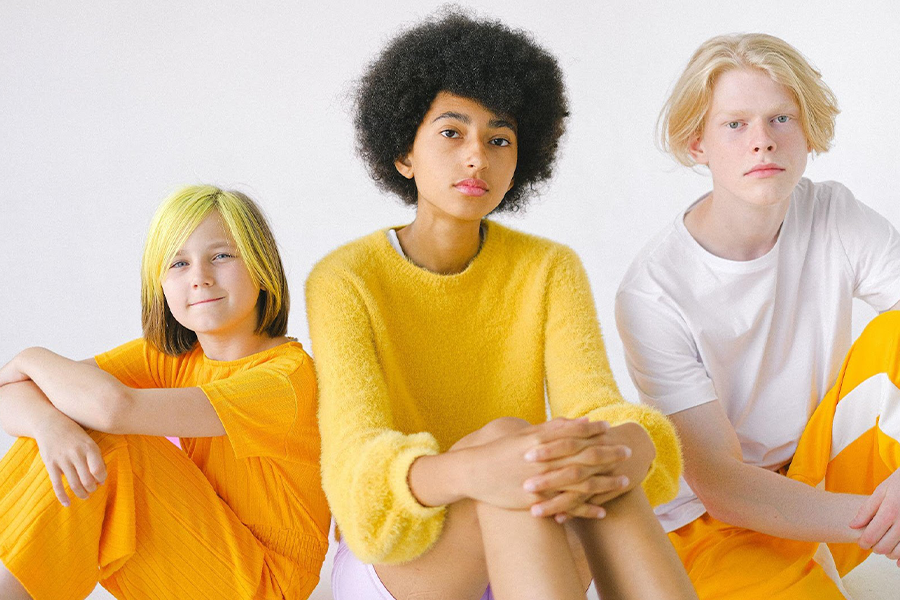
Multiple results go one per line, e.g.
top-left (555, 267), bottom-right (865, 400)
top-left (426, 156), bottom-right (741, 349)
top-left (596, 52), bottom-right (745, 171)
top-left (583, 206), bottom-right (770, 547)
top-left (306, 10), bottom-right (697, 600)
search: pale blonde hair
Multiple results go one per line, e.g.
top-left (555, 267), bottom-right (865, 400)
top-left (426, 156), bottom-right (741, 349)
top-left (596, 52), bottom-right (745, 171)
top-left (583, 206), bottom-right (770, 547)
top-left (659, 33), bottom-right (839, 166)
top-left (141, 185), bottom-right (289, 355)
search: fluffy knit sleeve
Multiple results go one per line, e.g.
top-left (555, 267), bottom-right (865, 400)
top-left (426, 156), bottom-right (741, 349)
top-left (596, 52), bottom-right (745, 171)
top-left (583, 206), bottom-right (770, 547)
top-left (543, 247), bottom-right (682, 507)
top-left (305, 260), bottom-right (445, 565)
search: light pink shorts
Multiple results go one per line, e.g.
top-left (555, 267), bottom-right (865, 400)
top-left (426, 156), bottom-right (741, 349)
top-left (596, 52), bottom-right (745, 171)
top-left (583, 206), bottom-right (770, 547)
top-left (332, 540), bottom-right (494, 600)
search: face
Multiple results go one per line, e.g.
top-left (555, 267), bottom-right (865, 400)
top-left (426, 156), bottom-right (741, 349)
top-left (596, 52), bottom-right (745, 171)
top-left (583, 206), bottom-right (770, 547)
top-left (395, 92), bottom-right (518, 222)
top-left (161, 211), bottom-right (261, 343)
top-left (691, 68), bottom-right (809, 209)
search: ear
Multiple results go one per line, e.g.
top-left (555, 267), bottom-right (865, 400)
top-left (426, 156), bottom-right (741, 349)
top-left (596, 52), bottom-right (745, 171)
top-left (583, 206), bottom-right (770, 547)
top-left (394, 154), bottom-right (414, 179)
top-left (688, 133), bottom-right (709, 165)
top-left (507, 177), bottom-right (515, 192)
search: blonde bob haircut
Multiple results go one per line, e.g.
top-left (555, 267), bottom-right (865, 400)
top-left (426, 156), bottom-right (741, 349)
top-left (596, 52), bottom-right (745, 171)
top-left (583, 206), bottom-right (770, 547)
top-left (141, 185), bottom-right (289, 355)
top-left (659, 33), bottom-right (839, 167)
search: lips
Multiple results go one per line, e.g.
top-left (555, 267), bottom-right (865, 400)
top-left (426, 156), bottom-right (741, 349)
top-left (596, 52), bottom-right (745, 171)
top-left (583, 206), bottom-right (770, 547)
top-left (745, 163), bottom-right (785, 177)
top-left (189, 297), bottom-right (224, 307)
top-left (454, 178), bottom-right (488, 197)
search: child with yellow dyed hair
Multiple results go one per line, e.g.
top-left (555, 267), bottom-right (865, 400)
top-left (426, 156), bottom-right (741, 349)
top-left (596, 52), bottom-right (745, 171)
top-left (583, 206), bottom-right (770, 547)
top-left (0, 186), bottom-right (329, 599)
top-left (306, 10), bottom-right (696, 600)
top-left (616, 33), bottom-right (900, 598)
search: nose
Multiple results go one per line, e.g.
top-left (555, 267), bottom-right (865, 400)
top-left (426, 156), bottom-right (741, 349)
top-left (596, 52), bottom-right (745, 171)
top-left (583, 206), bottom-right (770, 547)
top-left (465, 139), bottom-right (489, 171)
top-left (190, 263), bottom-right (214, 288)
top-left (751, 121), bottom-right (776, 154)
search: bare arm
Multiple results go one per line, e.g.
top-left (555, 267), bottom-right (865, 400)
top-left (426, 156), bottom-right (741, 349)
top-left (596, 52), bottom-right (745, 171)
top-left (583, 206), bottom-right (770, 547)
top-left (1, 347), bottom-right (225, 437)
top-left (0, 379), bottom-right (76, 439)
top-left (672, 400), bottom-right (865, 543)
top-left (0, 373), bottom-right (108, 506)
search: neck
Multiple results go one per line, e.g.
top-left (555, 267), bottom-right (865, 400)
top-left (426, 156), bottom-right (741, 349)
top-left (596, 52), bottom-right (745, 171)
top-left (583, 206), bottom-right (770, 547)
top-left (197, 331), bottom-right (286, 362)
top-left (396, 213), bottom-right (483, 275)
top-left (684, 191), bottom-right (789, 261)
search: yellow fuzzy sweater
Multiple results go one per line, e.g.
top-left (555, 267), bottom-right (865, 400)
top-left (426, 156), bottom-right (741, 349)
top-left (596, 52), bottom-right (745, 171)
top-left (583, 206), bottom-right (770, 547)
top-left (306, 221), bottom-right (682, 565)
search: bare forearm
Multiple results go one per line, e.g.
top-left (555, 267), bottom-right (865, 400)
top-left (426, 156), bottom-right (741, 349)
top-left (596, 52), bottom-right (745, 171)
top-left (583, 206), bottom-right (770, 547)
top-left (13, 347), bottom-right (126, 430)
top-left (704, 460), bottom-right (865, 543)
top-left (0, 380), bottom-right (78, 439)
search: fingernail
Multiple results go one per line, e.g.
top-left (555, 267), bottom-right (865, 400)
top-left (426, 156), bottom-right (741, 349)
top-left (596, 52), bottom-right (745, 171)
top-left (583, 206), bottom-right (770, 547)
top-left (524, 450), bottom-right (537, 461)
top-left (531, 505), bottom-right (543, 517)
top-left (556, 514), bottom-right (567, 523)
top-left (620, 477), bottom-right (630, 487)
top-left (596, 508), bottom-right (606, 519)
top-left (524, 480), bottom-right (538, 492)
top-left (623, 447), bottom-right (632, 458)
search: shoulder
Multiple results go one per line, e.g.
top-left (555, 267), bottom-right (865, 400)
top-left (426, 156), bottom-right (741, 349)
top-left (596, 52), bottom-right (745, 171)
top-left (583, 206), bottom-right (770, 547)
top-left (617, 217), bottom-right (687, 301)
top-left (485, 221), bottom-right (581, 270)
top-left (792, 178), bottom-right (891, 237)
top-left (791, 177), bottom-right (860, 221)
top-left (96, 337), bottom-right (191, 368)
top-left (307, 230), bottom-right (391, 282)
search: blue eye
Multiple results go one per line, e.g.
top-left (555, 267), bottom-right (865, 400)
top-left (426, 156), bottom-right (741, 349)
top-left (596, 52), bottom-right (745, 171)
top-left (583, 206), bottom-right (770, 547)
top-left (213, 253), bottom-right (234, 260)
top-left (774, 115), bottom-right (790, 124)
top-left (727, 121), bottom-right (741, 129)
top-left (169, 260), bottom-right (187, 269)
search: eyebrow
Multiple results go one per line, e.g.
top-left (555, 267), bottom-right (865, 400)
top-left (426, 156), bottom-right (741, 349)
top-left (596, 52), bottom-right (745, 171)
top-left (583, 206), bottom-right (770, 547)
top-left (432, 111), bottom-right (517, 132)
top-left (172, 240), bottom-right (235, 256)
top-left (715, 103), bottom-right (799, 118)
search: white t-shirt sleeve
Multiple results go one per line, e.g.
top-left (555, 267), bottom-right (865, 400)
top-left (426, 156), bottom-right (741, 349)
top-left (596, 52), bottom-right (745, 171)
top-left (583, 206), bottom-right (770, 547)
top-left (832, 184), bottom-right (900, 311)
top-left (615, 288), bottom-right (718, 415)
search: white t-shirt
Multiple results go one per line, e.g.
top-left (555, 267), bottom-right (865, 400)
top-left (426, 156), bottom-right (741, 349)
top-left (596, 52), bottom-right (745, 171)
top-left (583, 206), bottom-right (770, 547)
top-left (615, 178), bottom-right (900, 532)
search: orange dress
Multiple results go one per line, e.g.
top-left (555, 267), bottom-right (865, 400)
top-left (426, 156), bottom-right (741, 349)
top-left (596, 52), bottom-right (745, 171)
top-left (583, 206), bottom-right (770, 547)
top-left (0, 339), bottom-right (330, 600)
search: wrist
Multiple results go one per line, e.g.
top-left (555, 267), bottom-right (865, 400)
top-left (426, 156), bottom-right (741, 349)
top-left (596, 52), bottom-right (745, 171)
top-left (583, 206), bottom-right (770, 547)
top-left (408, 451), bottom-right (468, 507)
top-left (32, 406), bottom-right (78, 441)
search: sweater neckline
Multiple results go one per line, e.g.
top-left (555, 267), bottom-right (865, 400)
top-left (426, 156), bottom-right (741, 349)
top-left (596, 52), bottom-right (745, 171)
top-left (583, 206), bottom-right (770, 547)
top-left (379, 220), bottom-right (497, 283)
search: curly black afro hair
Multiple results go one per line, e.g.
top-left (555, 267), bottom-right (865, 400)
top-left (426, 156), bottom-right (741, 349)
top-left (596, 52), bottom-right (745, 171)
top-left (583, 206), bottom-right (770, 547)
top-left (354, 9), bottom-right (569, 212)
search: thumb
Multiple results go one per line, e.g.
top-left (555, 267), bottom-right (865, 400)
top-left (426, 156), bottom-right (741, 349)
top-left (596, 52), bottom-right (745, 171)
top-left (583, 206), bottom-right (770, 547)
top-left (851, 488), bottom-right (884, 529)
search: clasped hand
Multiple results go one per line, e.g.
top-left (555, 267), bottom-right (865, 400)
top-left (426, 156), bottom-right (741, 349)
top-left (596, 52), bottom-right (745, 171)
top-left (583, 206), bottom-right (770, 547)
top-left (524, 420), bottom-right (655, 521)
top-left (461, 417), bottom-right (653, 521)
top-left (851, 469), bottom-right (900, 565)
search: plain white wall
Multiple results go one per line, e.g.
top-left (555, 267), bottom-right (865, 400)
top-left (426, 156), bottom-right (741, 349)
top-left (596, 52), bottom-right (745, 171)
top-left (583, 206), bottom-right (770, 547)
top-left (1, 0), bottom-right (899, 597)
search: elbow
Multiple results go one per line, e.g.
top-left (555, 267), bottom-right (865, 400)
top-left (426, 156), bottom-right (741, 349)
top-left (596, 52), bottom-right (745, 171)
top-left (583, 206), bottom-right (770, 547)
top-left (93, 383), bottom-right (133, 433)
top-left (699, 491), bottom-right (737, 524)
top-left (689, 464), bottom-right (747, 526)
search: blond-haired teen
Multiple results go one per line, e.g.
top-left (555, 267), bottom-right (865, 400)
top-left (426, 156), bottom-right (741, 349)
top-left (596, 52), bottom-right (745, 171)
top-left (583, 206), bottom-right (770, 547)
top-left (617, 33), bottom-right (900, 598)
top-left (0, 186), bottom-right (329, 600)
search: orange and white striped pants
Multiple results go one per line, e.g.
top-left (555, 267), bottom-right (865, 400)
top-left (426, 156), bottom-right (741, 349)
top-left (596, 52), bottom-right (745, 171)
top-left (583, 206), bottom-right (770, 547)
top-left (669, 311), bottom-right (900, 599)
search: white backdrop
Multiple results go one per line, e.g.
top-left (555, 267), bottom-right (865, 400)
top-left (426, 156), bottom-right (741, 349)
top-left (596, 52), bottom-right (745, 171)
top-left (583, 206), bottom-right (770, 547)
top-left (2, 1), bottom-right (899, 598)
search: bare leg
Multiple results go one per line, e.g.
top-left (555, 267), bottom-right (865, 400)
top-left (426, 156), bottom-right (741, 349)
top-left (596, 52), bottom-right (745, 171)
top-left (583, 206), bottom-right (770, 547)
top-left (478, 502), bottom-right (585, 600)
top-left (0, 562), bottom-right (32, 600)
top-left (571, 488), bottom-right (698, 600)
top-left (376, 417), bottom-right (587, 600)
top-left (376, 498), bottom-right (491, 599)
